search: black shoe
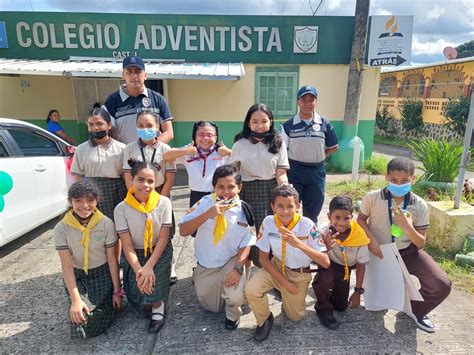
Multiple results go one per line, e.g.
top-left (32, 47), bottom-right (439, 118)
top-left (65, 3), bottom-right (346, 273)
top-left (254, 313), bottom-right (274, 341)
top-left (170, 276), bottom-right (178, 285)
top-left (148, 312), bottom-right (165, 333)
top-left (317, 311), bottom-right (339, 330)
top-left (415, 315), bottom-right (435, 333)
top-left (225, 318), bottom-right (240, 330)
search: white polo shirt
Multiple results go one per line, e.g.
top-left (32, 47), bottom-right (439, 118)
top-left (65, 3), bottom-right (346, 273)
top-left (179, 195), bottom-right (256, 268)
top-left (317, 222), bottom-right (370, 267)
top-left (256, 215), bottom-right (327, 268)
top-left (230, 138), bottom-right (289, 181)
top-left (176, 150), bottom-right (229, 192)
top-left (71, 138), bottom-right (125, 178)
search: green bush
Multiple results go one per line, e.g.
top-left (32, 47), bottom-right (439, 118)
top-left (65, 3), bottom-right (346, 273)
top-left (408, 138), bottom-right (474, 182)
top-left (399, 98), bottom-right (424, 133)
top-left (375, 105), bottom-right (397, 135)
top-left (442, 97), bottom-right (470, 136)
top-left (363, 155), bottom-right (389, 175)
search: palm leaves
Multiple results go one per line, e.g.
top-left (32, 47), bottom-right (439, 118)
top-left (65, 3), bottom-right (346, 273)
top-left (408, 138), bottom-right (473, 182)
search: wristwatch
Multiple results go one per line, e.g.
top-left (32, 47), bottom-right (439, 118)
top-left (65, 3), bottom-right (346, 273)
top-left (354, 287), bottom-right (365, 294)
top-left (234, 264), bottom-right (244, 275)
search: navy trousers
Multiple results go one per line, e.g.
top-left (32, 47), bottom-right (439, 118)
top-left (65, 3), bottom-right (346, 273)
top-left (287, 160), bottom-right (325, 224)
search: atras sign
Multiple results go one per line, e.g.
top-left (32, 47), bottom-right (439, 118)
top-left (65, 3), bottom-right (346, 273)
top-left (0, 12), bottom-right (355, 64)
top-left (368, 16), bottom-right (413, 67)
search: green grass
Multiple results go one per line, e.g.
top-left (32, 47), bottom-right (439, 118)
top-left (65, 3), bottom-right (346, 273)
top-left (424, 245), bottom-right (474, 294)
top-left (362, 155), bottom-right (390, 175)
top-left (326, 176), bottom-right (387, 201)
top-left (374, 135), bottom-right (408, 148)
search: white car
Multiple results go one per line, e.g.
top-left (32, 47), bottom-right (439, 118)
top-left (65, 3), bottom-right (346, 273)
top-left (0, 118), bottom-right (75, 247)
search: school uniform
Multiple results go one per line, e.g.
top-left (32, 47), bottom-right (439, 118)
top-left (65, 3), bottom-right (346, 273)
top-left (312, 220), bottom-right (370, 312)
top-left (71, 138), bottom-right (126, 220)
top-left (122, 138), bottom-right (176, 189)
top-left (114, 195), bottom-right (173, 306)
top-left (359, 188), bottom-right (452, 319)
top-left (123, 138), bottom-right (177, 236)
top-left (53, 214), bottom-right (118, 339)
top-left (230, 138), bottom-right (289, 266)
top-left (175, 147), bottom-right (229, 207)
top-left (180, 194), bottom-right (256, 321)
top-left (281, 112), bottom-right (338, 223)
top-left (245, 215), bottom-right (326, 326)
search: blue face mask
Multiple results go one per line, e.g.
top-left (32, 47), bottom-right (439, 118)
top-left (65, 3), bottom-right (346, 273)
top-left (387, 182), bottom-right (412, 197)
top-left (137, 128), bottom-right (157, 141)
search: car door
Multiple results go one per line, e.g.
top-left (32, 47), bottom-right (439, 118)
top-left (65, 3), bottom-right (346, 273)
top-left (4, 127), bottom-right (69, 224)
top-left (0, 130), bottom-right (39, 245)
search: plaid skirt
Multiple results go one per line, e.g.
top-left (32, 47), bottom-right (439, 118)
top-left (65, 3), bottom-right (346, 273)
top-left (67, 263), bottom-right (115, 339)
top-left (240, 178), bottom-right (277, 267)
top-left (123, 242), bottom-right (173, 307)
top-left (87, 177), bottom-right (126, 221)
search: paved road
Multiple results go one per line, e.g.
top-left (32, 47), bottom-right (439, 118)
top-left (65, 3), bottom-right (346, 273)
top-left (1, 170), bottom-right (473, 353)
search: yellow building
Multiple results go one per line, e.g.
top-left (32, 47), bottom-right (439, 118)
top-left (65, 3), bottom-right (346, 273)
top-left (377, 56), bottom-right (473, 139)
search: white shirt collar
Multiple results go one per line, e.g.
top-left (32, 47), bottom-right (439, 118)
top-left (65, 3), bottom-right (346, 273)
top-left (119, 84), bottom-right (148, 102)
top-left (293, 111), bottom-right (322, 125)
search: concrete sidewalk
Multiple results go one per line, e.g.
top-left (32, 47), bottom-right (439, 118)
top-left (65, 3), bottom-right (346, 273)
top-left (1, 171), bottom-right (473, 353)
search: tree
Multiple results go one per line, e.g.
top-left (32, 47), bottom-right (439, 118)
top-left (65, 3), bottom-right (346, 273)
top-left (456, 40), bottom-right (474, 59)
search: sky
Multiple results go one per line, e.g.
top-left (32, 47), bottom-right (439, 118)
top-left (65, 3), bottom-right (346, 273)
top-left (1, 0), bottom-right (473, 65)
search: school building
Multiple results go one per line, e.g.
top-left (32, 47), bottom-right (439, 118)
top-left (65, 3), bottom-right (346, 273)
top-left (377, 56), bottom-right (474, 140)
top-left (0, 12), bottom-right (380, 158)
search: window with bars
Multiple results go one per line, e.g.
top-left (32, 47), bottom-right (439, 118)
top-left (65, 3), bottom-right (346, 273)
top-left (255, 67), bottom-right (299, 118)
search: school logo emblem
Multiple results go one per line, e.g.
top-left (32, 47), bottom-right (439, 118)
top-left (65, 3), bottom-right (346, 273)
top-left (293, 26), bottom-right (318, 54)
top-left (310, 225), bottom-right (320, 239)
top-left (142, 97), bottom-right (151, 107)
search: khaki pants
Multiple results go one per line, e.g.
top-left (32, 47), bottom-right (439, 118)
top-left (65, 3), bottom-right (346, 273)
top-left (193, 256), bottom-right (246, 322)
top-left (245, 258), bottom-right (312, 326)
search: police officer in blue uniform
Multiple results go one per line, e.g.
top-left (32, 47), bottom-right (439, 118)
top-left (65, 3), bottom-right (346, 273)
top-left (281, 86), bottom-right (339, 223)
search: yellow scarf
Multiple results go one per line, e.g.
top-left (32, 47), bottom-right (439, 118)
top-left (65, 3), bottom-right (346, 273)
top-left (274, 213), bottom-right (301, 276)
top-left (335, 220), bottom-right (370, 281)
top-left (211, 193), bottom-right (238, 245)
top-left (62, 209), bottom-right (104, 274)
top-left (124, 187), bottom-right (161, 257)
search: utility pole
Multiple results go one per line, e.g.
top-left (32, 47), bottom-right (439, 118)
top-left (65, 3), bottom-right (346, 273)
top-left (332, 0), bottom-right (370, 172)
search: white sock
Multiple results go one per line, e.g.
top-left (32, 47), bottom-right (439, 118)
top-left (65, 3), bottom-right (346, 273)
top-left (151, 303), bottom-right (165, 321)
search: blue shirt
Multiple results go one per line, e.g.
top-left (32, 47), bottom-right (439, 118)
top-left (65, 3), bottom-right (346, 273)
top-left (47, 120), bottom-right (64, 135)
top-left (104, 85), bottom-right (172, 144)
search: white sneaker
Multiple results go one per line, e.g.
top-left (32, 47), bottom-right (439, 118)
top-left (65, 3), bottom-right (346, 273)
top-left (415, 315), bottom-right (436, 333)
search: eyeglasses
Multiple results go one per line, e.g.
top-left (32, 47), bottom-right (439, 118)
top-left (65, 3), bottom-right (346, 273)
top-left (197, 133), bottom-right (216, 138)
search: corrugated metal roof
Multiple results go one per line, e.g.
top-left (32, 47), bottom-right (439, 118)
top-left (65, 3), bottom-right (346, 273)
top-left (0, 58), bottom-right (245, 80)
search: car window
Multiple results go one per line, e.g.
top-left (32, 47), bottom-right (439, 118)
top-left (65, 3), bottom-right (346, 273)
top-left (0, 141), bottom-right (9, 157)
top-left (8, 129), bottom-right (60, 156)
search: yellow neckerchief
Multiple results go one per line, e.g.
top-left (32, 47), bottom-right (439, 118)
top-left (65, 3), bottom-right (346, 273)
top-left (62, 209), bottom-right (104, 274)
top-left (334, 220), bottom-right (370, 281)
top-left (124, 187), bottom-right (161, 257)
top-left (211, 193), bottom-right (239, 245)
top-left (274, 213), bottom-right (301, 276)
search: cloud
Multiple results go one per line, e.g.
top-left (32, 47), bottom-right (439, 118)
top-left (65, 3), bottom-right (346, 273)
top-left (426, 5), bottom-right (445, 21)
top-left (412, 36), bottom-right (457, 55)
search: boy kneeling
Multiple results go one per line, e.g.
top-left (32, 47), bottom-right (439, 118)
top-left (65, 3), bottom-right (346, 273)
top-left (245, 185), bottom-right (330, 341)
top-left (312, 195), bottom-right (370, 330)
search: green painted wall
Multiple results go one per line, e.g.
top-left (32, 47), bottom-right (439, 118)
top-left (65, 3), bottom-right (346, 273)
top-left (25, 118), bottom-right (375, 158)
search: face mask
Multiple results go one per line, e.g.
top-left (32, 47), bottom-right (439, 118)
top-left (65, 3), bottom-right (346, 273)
top-left (137, 128), bottom-right (157, 141)
top-left (89, 130), bottom-right (108, 139)
top-left (387, 182), bottom-right (412, 197)
top-left (250, 130), bottom-right (271, 139)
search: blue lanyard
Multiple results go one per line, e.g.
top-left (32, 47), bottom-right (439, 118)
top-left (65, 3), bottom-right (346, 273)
top-left (387, 191), bottom-right (410, 242)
